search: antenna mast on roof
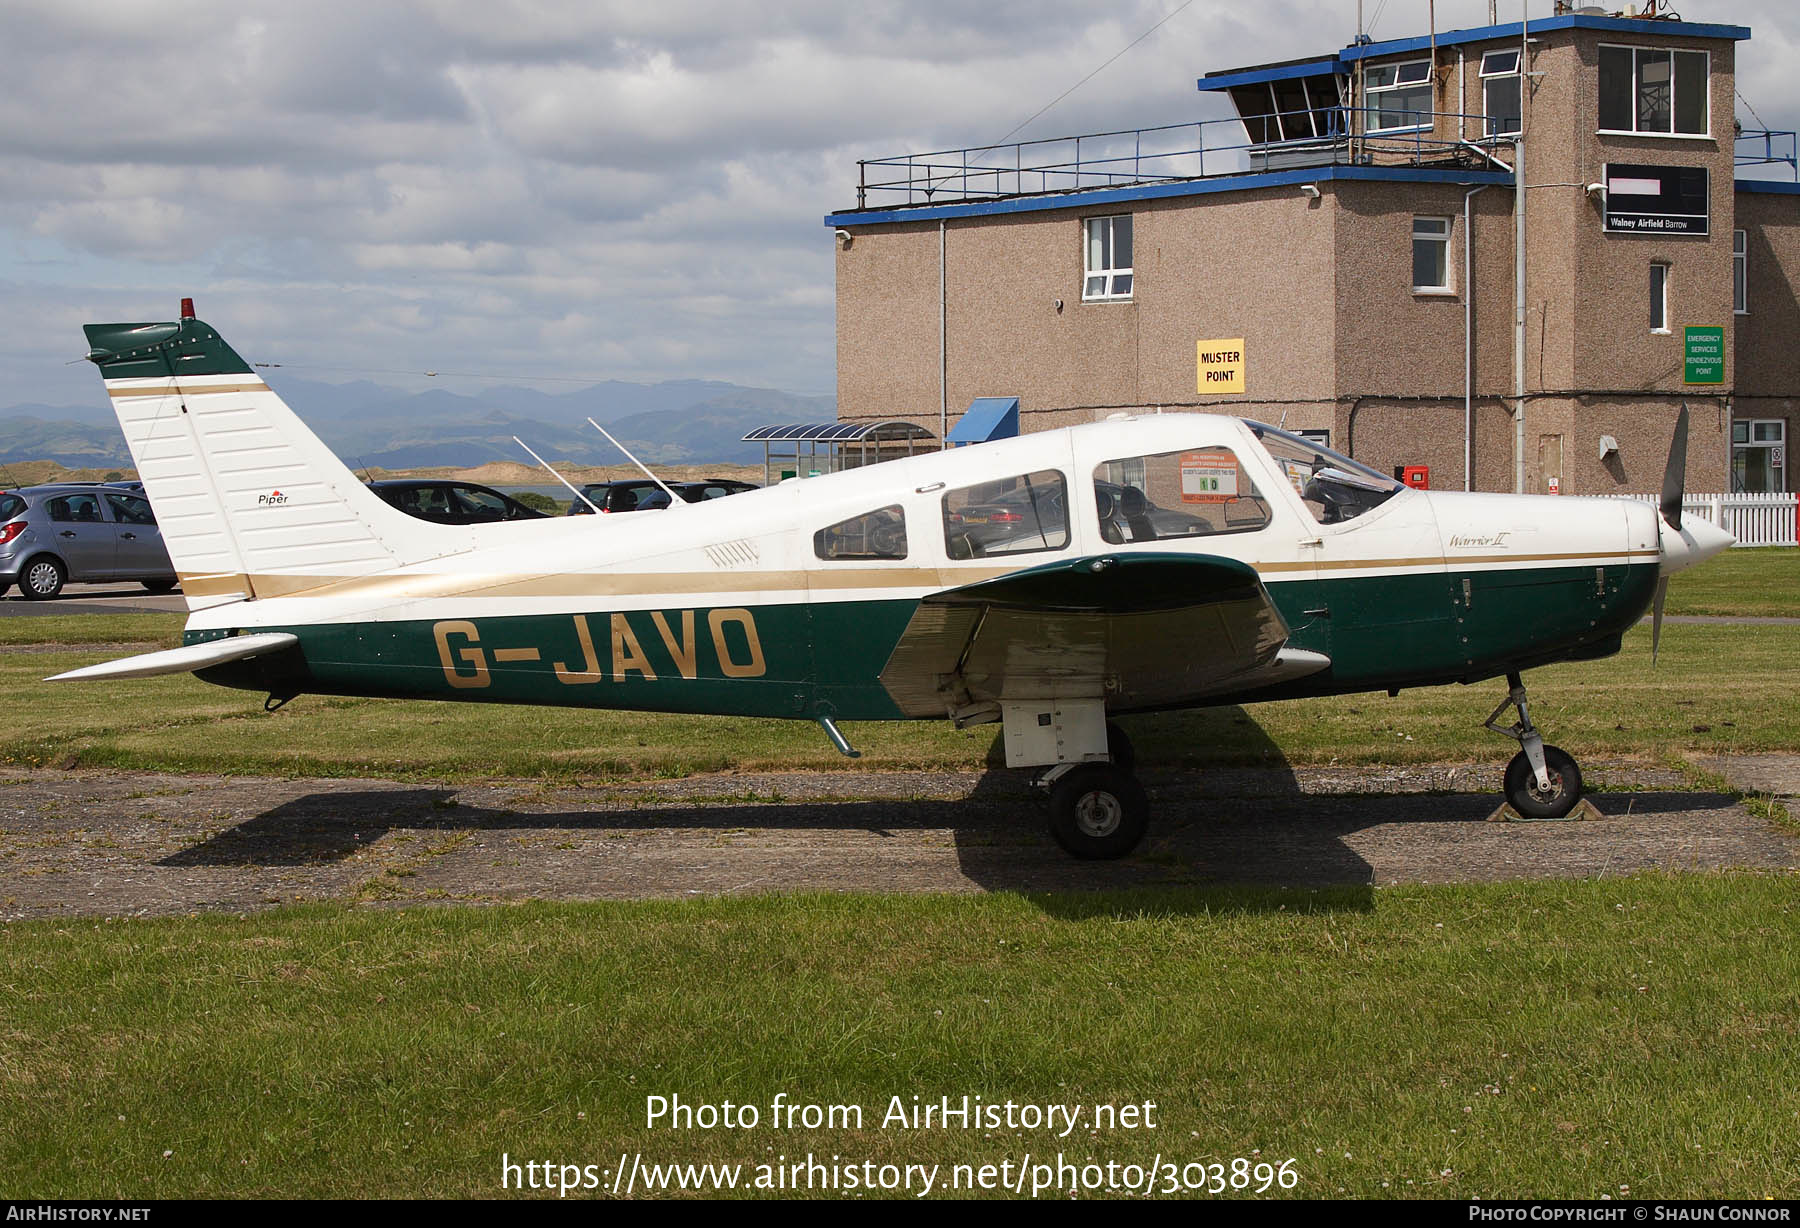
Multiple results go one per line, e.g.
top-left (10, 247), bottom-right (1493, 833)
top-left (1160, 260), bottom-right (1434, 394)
top-left (512, 436), bottom-right (602, 514)
top-left (585, 419), bottom-right (686, 510)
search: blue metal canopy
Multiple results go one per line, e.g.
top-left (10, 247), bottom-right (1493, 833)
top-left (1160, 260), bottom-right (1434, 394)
top-left (946, 397), bottom-right (1020, 446)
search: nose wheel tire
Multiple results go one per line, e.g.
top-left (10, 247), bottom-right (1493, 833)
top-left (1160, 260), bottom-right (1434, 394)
top-left (22, 557), bottom-right (65, 600)
top-left (1047, 765), bottom-right (1149, 860)
top-left (1503, 745), bottom-right (1583, 819)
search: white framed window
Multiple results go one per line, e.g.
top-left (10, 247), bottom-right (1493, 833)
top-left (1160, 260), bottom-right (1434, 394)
top-left (1733, 229), bottom-right (1748, 314)
top-left (1732, 419), bottom-right (1786, 492)
top-left (1083, 215), bottom-right (1133, 302)
top-left (1650, 262), bottom-right (1670, 332)
top-left (1364, 59), bottom-right (1433, 132)
top-left (1598, 45), bottom-right (1709, 136)
top-left (1413, 216), bottom-right (1452, 293)
top-left (1480, 49), bottom-right (1521, 137)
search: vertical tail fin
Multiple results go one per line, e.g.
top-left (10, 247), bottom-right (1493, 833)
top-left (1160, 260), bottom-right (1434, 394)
top-left (83, 309), bottom-right (462, 609)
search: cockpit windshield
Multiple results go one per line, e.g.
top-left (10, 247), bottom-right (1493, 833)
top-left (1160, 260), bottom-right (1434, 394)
top-left (1244, 422), bottom-right (1405, 525)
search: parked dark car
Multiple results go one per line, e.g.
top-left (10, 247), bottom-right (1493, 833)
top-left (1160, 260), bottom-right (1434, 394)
top-left (367, 480), bottom-right (549, 525)
top-left (565, 478), bottom-right (759, 514)
top-left (0, 484), bottom-right (178, 600)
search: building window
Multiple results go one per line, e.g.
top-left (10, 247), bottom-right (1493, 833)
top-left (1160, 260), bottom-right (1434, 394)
top-left (1733, 229), bottom-right (1748, 314)
top-left (1083, 215), bottom-right (1133, 302)
top-left (1732, 420), bottom-right (1786, 492)
top-left (1364, 59), bottom-right (1433, 132)
top-left (1413, 216), bottom-right (1451, 292)
top-left (1598, 45), bottom-right (1708, 135)
top-left (1481, 49), bottom-right (1521, 137)
top-left (1649, 262), bottom-right (1669, 332)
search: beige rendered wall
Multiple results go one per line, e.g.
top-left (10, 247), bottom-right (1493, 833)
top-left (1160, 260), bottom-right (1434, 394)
top-left (836, 186), bottom-right (1343, 434)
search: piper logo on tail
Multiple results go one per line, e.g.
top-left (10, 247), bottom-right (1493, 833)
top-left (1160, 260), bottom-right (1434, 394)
top-left (257, 490), bottom-right (289, 506)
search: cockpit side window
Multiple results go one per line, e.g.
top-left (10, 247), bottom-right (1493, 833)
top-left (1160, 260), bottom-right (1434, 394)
top-left (1246, 423), bottom-right (1404, 525)
top-left (1092, 448), bottom-right (1271, 541)
top-left (815, 505), bottom-right (908, 560)
top-left (941, 470), bottom-right (1070, 560)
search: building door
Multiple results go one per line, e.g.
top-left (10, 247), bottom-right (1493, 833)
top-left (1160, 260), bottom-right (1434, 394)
top-left (1733, 420), bottom-right (1786, 492)
top-left (1538, 434), bottom-right (1565, 495)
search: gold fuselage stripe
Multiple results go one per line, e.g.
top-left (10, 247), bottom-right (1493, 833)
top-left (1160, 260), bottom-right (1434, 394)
top-left (175, 550), bottom-right (1659, 603)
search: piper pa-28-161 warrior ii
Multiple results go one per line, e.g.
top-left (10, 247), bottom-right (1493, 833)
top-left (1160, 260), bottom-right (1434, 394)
top-left (51, 303), bottom-right (1734, 859)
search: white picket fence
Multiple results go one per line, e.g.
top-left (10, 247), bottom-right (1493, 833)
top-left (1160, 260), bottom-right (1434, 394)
top-left (1599, 492), bottom-right (1798, 547)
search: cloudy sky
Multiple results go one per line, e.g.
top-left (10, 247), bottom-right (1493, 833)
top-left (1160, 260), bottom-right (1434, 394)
top-left (4, 0), bottom-right (1797, 409)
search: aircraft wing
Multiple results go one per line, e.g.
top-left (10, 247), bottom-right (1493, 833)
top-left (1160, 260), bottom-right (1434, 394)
top-left (877, 552), bottom-right (1328, 717)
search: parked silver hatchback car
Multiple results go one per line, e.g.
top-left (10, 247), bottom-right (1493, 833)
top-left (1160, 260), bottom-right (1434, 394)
top-left (0, 484), bottom-right (179, 600)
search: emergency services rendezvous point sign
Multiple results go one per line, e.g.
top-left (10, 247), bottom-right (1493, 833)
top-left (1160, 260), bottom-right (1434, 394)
top-left (1197, 338), bottom-right (1246, 394)
top-left (1684, 325), bottom-right (1724, 385)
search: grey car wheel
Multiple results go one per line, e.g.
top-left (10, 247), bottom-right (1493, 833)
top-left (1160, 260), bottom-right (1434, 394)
top-left (23, 556), bottom-right (65, 600)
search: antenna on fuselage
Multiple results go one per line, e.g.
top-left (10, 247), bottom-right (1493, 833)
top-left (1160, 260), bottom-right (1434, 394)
top-left (585, 418), bottom-right (685, 510)
top-left (513, 436), bottom-right (602, 515)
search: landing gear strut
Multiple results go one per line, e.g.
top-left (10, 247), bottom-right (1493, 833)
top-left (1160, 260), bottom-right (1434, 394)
top-left (1483, 672), bottom-right (1584, 819)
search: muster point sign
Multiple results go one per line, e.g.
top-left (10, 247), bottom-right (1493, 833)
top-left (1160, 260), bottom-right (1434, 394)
top-left (1197, 338), bottom-right (1245, 394)
top-left (1684, 325), bottom-right (1724, 385)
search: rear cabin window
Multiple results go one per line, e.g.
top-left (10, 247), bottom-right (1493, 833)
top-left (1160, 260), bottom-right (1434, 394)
top-left (0, 495), bottom-right (23, 521)
top-left (942, 470), bottom-right (1070, 559)
top-left (815, 505), bottom-right (908, 560)
top-left (1093, 448), bottom-right (1272, 541)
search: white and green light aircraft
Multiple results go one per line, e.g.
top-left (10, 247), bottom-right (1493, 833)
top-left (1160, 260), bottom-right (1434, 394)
top-left (50, 304), bottom-right (1733, 858)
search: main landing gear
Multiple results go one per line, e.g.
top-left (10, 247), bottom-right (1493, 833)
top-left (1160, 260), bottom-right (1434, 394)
top-left (1035, 722), bottom-right (1147, 860)
top-left (1483, 672), bottom-right (1584, 819)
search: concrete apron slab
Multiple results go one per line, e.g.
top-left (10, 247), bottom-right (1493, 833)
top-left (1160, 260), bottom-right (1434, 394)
top-left (1, 764), bottom-right (1795, 920)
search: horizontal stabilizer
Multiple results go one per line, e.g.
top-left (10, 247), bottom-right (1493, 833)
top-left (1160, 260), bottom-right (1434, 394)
top-left (46, 632), bottom-right (300, 682)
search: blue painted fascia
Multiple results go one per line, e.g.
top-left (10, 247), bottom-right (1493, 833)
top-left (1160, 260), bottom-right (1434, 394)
top-left (1736, 179), bottom-right (1800, 195)
top-left (1198, 58), bottom-right (1344, 93)
top-left (1337, 15), bottom-right (1749, 63)
top-left (825, 164), bottom-right (1513, 228)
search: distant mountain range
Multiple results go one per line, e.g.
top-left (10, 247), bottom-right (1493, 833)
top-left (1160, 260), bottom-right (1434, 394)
top-left (0, 376), bottom-right (837, 471)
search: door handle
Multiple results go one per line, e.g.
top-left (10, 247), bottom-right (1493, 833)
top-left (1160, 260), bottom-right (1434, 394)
top-left (121, 532), bottom-right (137, 540)
top-left (59, 530), bottom-right (76, 537)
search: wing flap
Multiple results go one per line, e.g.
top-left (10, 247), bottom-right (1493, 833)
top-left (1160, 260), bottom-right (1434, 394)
top-left (46, 632), bottom-right (300, 682)
top-left (879, 553), bottom-right (1324, 716)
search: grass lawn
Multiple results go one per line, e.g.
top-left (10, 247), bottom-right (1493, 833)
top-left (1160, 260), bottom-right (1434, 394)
top-left (1, 875), bottom-right (1795, 1199)
top-left (4, 611), bottom-right (1797, 779)
top-left (1662, 546), bottom-right (1798, 617)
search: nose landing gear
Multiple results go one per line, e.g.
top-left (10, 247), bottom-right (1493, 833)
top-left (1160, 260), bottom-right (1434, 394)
top-left (1484, 672), bottom-right (1584, 819)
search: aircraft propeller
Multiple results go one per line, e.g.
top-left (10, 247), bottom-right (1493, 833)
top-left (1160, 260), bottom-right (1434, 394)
top-left (1651, 403), bottom-right (1735, 663)
top-left (1651, 406), bottom-right (1687, 663)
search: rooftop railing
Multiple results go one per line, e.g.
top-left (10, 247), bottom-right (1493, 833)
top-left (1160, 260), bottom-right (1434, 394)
top-left (851, 110), bottom-right (1519, 211)
top-left (1734, 128), bottom-right (1798, 180)
top-left (849, 117), bottom-right (1800, 211)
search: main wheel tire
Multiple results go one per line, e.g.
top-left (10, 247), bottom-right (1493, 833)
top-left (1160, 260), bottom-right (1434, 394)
top-left (1047, 765), bottom-right (1149, 860)
top-left (1106, 721), bottom-right (1136, 771)
top-left (142, 578), bottom-right (178, 594)
top-left (1503, 745), bottom-right (1583, 819)
top-left (22, 556), bottom-right (65, 600)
